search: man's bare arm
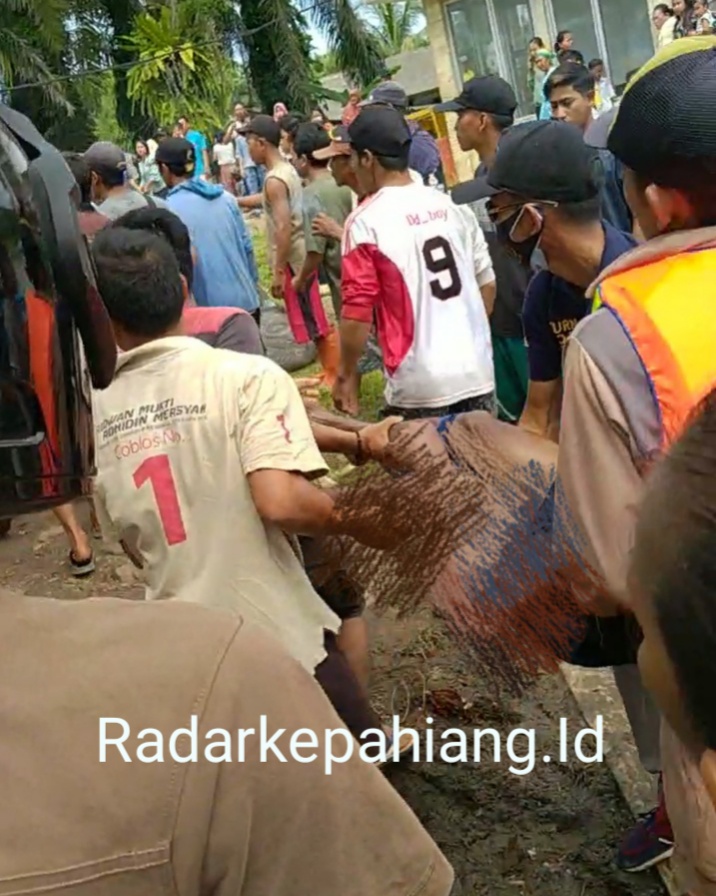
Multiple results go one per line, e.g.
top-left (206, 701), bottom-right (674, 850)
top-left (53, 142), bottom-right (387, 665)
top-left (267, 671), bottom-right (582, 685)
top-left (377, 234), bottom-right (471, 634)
top-left (293, 250), bottom-right (322, 293)
top-left (238, 193), bottom-right (263, 209)
top-left (312, 213), bottom-right (344, 241)
top-left (248, 468), bottom-right (408, 549)
top-left (339, 319), bottom-right (370, 377)
top-left (481, 279), bottom-right (496, 317)
top-left (519, 379), bottom-right (561, 441)
top-left (266, 177), bottom-right (292, 297)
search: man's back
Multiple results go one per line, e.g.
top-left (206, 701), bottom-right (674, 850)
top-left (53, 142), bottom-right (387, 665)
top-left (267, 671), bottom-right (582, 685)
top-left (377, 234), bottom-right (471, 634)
top-left (342, 182), bottom-right (494, 409)
top-left (182, 305), bottom-right (263, 354)
top-left (92, 337), bottom-right (336, 672)
top-left (167, 181), bottom-right (259, 311)
top-left (407, 122), bottom-right (442, 183)
top-left (303, 173), bottom-right (352, 315)
top-left (0, 591), bottom-right (454, 896)
top-left (98, 188), bottom-right (168, 222)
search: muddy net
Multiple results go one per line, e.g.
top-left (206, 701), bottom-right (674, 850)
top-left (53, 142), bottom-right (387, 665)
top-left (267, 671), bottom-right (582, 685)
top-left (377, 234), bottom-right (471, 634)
top-left (318, 414), bottom-right (611, 697)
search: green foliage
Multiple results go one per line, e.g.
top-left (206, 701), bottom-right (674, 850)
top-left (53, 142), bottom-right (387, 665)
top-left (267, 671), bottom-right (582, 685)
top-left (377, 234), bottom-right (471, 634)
top-left (241, 0), bottom-right (316, 113)
top-left (81, 72), bottom-right (130, 144)
top-left (1, 0), bottom-right (391, 144)
top-left (122, 3), bottom-right (238, 135)
top-left (312, 49), bottom-right (342, 79)
top-left (0, 0), bottom-right (71, 111)
top-left (359, 0), bottom-right (427, 57)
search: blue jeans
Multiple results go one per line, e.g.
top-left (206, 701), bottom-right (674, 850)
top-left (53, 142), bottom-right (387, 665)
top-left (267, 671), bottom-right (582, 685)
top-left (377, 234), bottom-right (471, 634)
top-left (243, 166), bottom-right (265, 196)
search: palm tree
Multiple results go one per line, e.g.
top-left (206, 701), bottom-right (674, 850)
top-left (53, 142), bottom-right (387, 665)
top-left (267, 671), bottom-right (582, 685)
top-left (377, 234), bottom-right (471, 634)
top-left (239, 0), bottom-right (384, 111)
top-left (359, 0), bottom-right (427, 57)
top-left (3, 0), bottom-right (386, 139)
top-left (0, 0), bottom-right (71, 109)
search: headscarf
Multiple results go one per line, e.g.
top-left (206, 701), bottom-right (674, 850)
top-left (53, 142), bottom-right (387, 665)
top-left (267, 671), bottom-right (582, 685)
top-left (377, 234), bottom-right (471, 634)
top-left (273, 102), bottom-right (289, 122)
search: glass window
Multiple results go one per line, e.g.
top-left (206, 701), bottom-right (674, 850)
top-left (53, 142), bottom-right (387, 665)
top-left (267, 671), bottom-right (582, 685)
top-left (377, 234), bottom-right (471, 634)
top-left (549, 0), bottom-right (601, 65)
top-left (446, 0), bottom-right (499, 84)
top-left (598, 0), bottom-right (654, 87)
top-left (492, 0), bottom-right (536, 117)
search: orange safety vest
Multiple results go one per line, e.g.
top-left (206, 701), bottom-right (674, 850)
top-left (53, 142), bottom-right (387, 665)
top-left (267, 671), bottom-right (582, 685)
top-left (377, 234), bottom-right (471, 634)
top-left (593, 248), bottom-right (716, 448)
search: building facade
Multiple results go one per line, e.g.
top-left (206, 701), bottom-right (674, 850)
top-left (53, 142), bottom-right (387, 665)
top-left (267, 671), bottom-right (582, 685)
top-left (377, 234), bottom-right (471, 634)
top-left (424, 0), bottom-right (658, 178)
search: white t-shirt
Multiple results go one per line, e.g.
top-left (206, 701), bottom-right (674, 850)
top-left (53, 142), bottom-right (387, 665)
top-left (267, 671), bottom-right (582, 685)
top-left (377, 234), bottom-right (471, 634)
top-left (93, 337), bottom-right (339, 672)
top-left (341, 182), bottom-right (495, 409)
top-left (213, 143), bottom-right (236, 166)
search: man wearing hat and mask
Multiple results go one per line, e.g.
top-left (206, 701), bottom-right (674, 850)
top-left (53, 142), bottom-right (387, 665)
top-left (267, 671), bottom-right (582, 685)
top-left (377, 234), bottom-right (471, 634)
top-left (440, 75), bottom-right (531, 424)
top-left (362, 81), bottom-right (443, 186)
top-left (463, 119), bottom-right (635, 442)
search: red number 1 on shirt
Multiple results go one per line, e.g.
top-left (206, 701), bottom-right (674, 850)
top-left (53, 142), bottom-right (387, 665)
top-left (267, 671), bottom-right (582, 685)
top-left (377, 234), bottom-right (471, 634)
top-left (133, 454), bottom-right (187, 546)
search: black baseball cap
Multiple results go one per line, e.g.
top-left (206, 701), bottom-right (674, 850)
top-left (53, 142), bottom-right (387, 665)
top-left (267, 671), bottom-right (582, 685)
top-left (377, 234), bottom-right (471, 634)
top-left (454, 120), bottom-right (603, 204)
top-left (155, 138), bottom-right (196, 175)
top-left (603, 37), bottom-right (716, 184)
top-left (245, 114), bottom-right (281, 147)
top-left (435, 75), bottom-right (517, 119)
top-left (348, 105), bottom-right (412, 156)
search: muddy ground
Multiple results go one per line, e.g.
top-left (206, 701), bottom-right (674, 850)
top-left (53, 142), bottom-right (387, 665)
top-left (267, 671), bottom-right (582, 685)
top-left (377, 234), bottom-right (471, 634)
top-left (3, 504), bottom-right (665, 896)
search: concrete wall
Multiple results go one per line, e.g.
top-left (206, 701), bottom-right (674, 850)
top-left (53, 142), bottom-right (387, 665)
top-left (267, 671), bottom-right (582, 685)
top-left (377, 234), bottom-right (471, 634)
top-left (424, 0), bottom-right (477, 181)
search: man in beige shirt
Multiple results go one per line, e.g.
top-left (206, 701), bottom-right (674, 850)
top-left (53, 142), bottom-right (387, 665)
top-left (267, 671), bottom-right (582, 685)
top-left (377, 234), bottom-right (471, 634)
top-left (0, 98), bottom-right (456, 896)
top-left (91, 224), bottom-right (414, 743)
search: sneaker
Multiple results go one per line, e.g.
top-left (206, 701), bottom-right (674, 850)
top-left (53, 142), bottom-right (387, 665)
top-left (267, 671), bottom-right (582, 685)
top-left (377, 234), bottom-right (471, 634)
top-left (616, 788), bottom-right (674, 873)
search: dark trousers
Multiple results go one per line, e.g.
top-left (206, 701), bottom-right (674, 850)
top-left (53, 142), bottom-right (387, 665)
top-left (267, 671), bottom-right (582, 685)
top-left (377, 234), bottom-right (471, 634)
top-left (315, 632), bottom-right (383, 741)
top-left (562, 613), bottom-right (642, 667)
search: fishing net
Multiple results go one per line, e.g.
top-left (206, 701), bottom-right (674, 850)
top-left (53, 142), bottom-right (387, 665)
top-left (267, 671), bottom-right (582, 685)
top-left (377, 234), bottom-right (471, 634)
top-left (322, 413), bottom-right (607, 697)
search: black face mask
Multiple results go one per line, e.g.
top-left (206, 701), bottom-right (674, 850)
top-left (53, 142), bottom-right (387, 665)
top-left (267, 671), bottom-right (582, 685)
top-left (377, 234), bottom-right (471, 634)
top-left (496, 209), bottom-right (542, 267)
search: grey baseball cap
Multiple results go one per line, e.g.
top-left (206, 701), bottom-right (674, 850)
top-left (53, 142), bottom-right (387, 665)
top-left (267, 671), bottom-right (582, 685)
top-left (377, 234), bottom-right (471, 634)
top-left (83, 141), bottom-right (127, 179)
top-left (362, 81), bottom-right (409, 109)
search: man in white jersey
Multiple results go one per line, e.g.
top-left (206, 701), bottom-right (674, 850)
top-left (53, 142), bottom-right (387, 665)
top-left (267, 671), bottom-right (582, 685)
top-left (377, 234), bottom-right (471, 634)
top-left (90, 226), bottom-right (399, 742)
top-left (333, 104), bottom-right (497, 419)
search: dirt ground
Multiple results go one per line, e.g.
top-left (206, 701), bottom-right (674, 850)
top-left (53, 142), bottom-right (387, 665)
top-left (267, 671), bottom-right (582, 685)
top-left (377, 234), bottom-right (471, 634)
top-left (4, 504), bottom-right (665, 896)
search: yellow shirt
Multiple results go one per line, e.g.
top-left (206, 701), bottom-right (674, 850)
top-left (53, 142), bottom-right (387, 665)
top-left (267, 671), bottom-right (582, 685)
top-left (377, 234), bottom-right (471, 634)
top-left (93, 337), bottom-right (339, 672)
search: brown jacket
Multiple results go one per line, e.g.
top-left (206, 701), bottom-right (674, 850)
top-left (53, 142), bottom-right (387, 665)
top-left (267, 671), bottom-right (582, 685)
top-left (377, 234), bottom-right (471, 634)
top-left (0, 590), bottom-right (454, 896)
top-left (559, 228), bottom-right (716, 893)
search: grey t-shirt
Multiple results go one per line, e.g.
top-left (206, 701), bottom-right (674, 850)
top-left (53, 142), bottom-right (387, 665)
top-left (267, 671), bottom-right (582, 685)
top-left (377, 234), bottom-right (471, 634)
top-left (303, 173), bottom-right (352, 318)
top-left (97, 189), bottom-right (168, 222)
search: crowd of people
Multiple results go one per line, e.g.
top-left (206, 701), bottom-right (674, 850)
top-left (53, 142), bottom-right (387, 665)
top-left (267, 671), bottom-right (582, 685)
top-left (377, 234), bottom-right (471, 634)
top-left (3, 18), bottom-right (716, 896)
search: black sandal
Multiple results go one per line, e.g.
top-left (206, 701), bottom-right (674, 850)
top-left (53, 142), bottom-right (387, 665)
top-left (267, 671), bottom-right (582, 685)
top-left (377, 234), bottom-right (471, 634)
top-left (69, 551), bottom-right (95, 577)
